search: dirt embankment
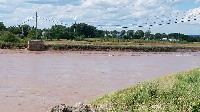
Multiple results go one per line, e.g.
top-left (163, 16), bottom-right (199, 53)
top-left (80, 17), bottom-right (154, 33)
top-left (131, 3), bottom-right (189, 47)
top-left (43, 44), bottom-right (200, 52)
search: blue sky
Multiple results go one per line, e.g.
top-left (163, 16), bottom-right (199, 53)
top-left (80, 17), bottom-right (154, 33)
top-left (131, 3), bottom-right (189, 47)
top-left (175, 1), bottom-right (200, 10)
top-left (0, 0), bottom-right (200, 35)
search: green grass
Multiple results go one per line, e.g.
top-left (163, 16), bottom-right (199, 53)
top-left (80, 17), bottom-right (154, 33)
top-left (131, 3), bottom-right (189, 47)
top-left (0, 41), bottom-right (27, 49)
top-left (91, 68), bottom-right (200, 112)
top-left (44, 44), bottom-right (200, 52)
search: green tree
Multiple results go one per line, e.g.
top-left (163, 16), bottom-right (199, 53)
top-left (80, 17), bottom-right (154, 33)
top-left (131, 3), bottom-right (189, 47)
top-left (71, 23), bottom-right (97, 38)
top-left (0, 22), bottom-right (6, 31)
top-left (127, 30), bottom-right (134, 39)
top-left (135, 30), bottom-right (144, 39)
top-left (144, 30), bottom-right (151, 40)
top-left (149, 34), bottom-right (155, 40)
top-left (20, 24), bottom-right (32, 37)
top-left (7, 26), bottom-right (21, 35)
top-left (0, 31), bottom-right (19, 43)
top-left (95, 30), bottom-right (104, 38)
top-left (111, 30), bottom-right (118, 38)
top-left (120, 30), bottom-right (126, 38)
top-left (27, 29), bottom-right (36, 40)
top-left (50, 25), bottom-right (72, 40)
top-left (154, 33), bottom-right (163, 40)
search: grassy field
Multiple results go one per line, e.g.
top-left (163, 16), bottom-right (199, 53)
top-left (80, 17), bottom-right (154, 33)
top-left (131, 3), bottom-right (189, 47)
top-left (91, 68), bottom-right (200, 112)
top-left (1, 38), bottom-right (200, 51)
top-left (44, 39), bottom-right (200, 47)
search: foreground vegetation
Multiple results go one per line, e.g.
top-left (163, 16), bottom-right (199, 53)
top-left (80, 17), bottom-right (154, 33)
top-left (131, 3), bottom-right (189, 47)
top-left (91, 68), bottom-right (200, 112)
top-left (44, 44), bottom-right (200, 52)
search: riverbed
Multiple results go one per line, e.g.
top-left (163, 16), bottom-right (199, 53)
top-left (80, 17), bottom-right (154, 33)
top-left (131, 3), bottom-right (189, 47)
top-left (0, 49), bottom-right (200, 112)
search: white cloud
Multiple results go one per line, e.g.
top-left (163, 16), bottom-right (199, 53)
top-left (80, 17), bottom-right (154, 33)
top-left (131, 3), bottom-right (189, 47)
top-left (0, 0), bottom-right (200, 34)
top-left (182, 7), bottom-right (200, 24)
top-left (195, 0), bottom-right (200, 3)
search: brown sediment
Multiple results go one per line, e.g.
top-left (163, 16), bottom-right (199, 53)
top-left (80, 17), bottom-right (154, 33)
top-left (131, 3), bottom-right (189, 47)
top-left (0, 49), bottom-right (200, 112)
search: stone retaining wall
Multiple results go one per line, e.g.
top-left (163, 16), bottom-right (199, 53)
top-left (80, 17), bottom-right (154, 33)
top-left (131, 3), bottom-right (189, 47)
top-left (28, 40), bottom-right (45, 51)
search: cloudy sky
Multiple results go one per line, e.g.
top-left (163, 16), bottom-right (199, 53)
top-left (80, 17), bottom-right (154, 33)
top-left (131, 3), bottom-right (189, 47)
top-left (0, 0), bottom-right (200, 35)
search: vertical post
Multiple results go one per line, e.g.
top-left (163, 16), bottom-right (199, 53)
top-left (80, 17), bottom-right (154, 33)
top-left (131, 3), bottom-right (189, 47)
top-left (74, 22), bottom-right (77, 38)
top-left (36, 12), bottom-right (38, 39)
top-left (22, 26), bottom-right (24, 36)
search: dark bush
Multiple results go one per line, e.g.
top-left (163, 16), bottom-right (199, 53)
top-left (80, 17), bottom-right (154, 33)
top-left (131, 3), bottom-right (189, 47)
top-left (192, 101), bottom-right (200, 112)
top-left (42, 44), bottom-right (197, 52)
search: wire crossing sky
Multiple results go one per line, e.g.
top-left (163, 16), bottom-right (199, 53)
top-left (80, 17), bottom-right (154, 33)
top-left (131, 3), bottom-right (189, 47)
top-left (0, 0), bottom-right (200, 35)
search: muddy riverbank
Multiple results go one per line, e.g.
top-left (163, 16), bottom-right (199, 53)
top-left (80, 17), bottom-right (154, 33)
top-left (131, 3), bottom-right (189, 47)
top-left (0, 49), bottom-right (200, 112)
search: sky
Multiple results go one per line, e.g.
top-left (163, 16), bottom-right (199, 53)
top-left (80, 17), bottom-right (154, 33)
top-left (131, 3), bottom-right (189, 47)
top-left (0, 0), bottom-right (200, 35)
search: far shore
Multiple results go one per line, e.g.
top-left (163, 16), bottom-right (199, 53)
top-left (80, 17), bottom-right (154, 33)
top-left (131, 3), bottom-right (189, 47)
top-left (0, 49), bottom-right (200, 56)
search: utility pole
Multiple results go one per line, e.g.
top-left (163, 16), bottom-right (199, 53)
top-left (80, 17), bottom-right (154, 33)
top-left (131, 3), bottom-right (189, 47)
top-left (36, 12), bottom-right (38, 39)
top-left (22, 26), bottom-right (24, 36)
top-left (74, 22), bottom-right (77, 38)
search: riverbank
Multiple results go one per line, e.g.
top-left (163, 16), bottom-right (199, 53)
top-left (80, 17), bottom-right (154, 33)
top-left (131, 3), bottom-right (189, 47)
top-left (48, 68), bottom-right (200, 112)
top-left (1, 48), bottom-right (200, 55)
top-left (1, 40), bottom-right (200, 52)
top-left (45, 44), bottom-right (200, 52)
top-left (91, 68), bottom-right (200, 112)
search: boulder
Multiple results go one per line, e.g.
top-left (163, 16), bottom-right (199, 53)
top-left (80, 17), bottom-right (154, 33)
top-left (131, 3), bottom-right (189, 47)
top-left (49, 102), bottom-right (94, 112)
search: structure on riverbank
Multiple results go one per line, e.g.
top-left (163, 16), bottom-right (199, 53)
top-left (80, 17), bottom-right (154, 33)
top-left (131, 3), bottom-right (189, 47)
top-left (28, 40), bottom-right (45, 51)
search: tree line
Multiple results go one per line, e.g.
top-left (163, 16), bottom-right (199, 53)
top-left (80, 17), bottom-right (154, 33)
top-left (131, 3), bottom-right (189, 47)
top-left (0, 22), bottom-right (200, 43)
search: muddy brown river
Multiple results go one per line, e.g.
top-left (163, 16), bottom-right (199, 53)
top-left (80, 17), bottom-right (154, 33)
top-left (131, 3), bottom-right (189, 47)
top-left (0, 50), bottom-right (200, 112)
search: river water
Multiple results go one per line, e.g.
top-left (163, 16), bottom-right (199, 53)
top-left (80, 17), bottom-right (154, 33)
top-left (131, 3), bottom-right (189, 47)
top-left (0, 51), bottom-right (200, 112)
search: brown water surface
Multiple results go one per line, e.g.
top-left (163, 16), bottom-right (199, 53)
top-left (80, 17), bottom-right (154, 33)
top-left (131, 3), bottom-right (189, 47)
top-left (0, 50), bottom-right (200, 112)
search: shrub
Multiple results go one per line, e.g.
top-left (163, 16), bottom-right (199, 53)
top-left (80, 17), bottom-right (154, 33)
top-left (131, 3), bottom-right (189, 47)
top-left (192, 101), bottom-right (200, 112)
top-left (91, 68), bottom-right (200, 112)
top-left (42, 44), bottom-right (197, 52)
top-left (0, 42), bottom-right (13, 49)
top-left (0, 31), bottom-right (20, 43)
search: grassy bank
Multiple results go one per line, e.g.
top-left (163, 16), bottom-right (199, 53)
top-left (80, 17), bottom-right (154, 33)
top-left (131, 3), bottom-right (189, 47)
top-left (44, 39), bottom-right (200, 47)
top-left (1, 40), bottom-right (200, 52)
top-left (45, 44), bottom-right (200, 52)
top-left (0, 41), bottom-right (27, 49)
top-left (91, 68), bottom-right (200, 112)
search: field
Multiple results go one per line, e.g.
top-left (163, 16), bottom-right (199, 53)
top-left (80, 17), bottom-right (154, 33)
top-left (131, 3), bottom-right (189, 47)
top-left (91, 68), bottom-right (200, 112)
top-left (1, 38), bottom-right (200, 52)
top-left (43, 39), bottom-right (200, 52)
top-left (44, 38), bottom-right (200, 47)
